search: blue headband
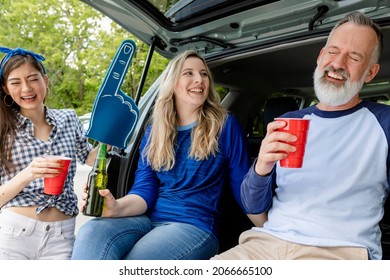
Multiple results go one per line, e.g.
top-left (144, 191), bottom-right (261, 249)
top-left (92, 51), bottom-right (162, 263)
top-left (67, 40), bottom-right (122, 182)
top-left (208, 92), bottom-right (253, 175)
top-left (0, 47), bottom-right (46, 81)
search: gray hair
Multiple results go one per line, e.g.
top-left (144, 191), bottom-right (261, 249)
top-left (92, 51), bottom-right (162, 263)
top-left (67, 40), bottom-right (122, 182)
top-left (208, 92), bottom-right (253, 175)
top-left (330, 11), bottom-right (383, 63)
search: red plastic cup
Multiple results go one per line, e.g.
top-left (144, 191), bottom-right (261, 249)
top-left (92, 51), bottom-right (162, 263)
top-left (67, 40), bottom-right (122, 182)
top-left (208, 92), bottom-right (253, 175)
top-left (275, 118), bottom-right (310, 168)
top-left (43, 156), bottom-right (72, 195)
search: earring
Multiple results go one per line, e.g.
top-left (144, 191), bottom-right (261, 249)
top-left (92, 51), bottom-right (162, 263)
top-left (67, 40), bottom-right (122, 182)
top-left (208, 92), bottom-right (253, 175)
top-left (3, 95), bottom-right (14, 107)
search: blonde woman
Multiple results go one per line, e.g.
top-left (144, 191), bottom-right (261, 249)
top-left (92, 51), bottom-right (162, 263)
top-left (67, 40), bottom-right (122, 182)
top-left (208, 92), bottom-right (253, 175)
top-left (72, 50), bottom-right (251, 260)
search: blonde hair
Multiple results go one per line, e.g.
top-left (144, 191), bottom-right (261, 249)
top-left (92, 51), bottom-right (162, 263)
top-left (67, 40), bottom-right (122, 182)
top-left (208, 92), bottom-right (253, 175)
top-left (144, 50), bottom-right (227, 171)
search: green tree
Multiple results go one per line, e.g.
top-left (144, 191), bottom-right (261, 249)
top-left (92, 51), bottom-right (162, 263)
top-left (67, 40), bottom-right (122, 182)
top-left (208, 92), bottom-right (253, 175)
top-left (0, 0), bottom-right (168, 115)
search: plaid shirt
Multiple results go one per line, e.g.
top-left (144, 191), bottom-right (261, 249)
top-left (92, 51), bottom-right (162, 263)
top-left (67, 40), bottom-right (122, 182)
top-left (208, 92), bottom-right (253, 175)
top-left (0, 107), bottom-right (92, 216)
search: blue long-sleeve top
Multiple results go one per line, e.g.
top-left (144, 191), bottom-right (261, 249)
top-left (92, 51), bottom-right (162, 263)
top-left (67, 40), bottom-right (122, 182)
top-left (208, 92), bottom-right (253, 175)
top-left (128, 113), bottom-right (251, 238)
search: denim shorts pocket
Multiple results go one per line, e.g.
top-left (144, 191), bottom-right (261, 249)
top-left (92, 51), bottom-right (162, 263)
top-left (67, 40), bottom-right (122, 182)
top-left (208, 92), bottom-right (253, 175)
top-left (59, 222), bottom-right (76, 241)
top-left (0, 224), bottom-right (25, 237)
top-left (60, 230), bottom-right (75, 240)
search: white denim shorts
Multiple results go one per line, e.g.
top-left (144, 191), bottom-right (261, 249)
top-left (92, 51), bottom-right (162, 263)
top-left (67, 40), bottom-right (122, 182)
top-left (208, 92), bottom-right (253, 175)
top-left (0, 208), bottom-right (76, 260)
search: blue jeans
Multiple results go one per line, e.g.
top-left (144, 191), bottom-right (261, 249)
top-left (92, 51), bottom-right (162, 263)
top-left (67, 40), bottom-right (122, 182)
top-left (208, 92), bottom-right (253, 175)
top-left (71, 215), bottom-right (219, 260)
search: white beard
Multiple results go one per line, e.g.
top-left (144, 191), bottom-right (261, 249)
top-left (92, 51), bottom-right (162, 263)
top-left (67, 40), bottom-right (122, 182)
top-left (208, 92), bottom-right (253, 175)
top-left (313, 66), bottom-right (368, 106)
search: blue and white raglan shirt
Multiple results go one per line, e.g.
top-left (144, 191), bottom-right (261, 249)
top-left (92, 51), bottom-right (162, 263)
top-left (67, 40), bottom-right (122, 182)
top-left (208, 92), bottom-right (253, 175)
top-left (128, 113), bottom-right (251, 239)
top-left (0, 108), bottom-right (92, 216)
top-left (242, 100), bottom-right (390, 259)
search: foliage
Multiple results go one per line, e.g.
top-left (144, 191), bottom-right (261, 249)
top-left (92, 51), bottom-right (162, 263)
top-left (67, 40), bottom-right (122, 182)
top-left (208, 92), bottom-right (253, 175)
top-left (0, 0), bottom-right (169, 115)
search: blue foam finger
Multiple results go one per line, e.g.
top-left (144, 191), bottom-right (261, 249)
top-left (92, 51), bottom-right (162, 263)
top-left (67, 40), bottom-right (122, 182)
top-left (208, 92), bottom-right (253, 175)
top-left (86, 40), bottom-right (139, 148)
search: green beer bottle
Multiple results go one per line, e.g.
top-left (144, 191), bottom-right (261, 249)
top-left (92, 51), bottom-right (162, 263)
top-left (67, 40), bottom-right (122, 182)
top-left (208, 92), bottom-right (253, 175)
top-left (83, 143), bottom-right (108, 217)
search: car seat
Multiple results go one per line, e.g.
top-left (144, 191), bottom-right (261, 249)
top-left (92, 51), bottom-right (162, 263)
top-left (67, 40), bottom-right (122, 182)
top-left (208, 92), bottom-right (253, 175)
top-left (217, 96), bottom-right (300, 253)
top-left (263, 96), bottom-right (300, 135)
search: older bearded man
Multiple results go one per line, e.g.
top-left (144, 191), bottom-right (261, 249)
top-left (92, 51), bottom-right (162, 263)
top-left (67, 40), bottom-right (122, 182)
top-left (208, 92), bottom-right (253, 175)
top-left (213, 11), bottom-right (389, 260)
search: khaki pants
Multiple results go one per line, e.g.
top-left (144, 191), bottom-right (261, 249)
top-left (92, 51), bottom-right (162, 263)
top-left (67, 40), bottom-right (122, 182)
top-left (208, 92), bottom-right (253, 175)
top-left (212, 230), bottom-right (368, 260)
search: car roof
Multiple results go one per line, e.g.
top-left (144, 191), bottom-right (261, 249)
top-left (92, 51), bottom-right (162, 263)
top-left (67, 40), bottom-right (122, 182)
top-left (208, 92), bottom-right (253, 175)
top-left (81, 0), bottom-right (390, 59)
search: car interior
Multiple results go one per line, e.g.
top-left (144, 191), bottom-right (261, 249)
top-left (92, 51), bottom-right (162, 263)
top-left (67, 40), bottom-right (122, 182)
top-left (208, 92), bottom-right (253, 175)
top-left (102, 11), bottom-right (390, 258)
